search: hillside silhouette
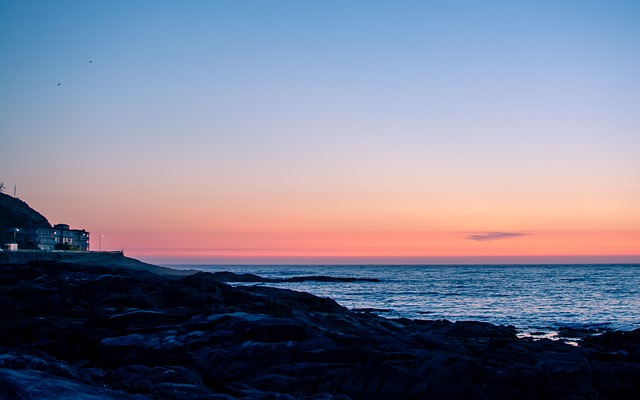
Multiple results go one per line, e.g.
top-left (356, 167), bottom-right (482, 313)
top-left (0, 192), bottom-right (51, 244)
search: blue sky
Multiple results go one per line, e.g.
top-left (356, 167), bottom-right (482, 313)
top-left (1, 1), bottom-right (639, 263)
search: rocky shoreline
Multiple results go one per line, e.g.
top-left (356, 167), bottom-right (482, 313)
top-left (1, 258), bottom-right (639, 399)
top-left (208, 271), bottom-right (381, 283)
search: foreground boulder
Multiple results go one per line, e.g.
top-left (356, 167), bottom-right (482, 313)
top-left (1, 260), bottom-right (639, 399)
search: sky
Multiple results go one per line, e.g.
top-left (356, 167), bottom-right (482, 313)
top-left (1, 0), bottom-right (639, 264)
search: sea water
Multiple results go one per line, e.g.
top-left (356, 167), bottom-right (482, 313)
top-left (166, 264), bottom-right (640, 338)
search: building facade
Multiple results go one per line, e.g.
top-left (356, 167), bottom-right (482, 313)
top-left (53, 224), bottom-right (90, 251)
top-left (24, 228), bottom-right (57, 250)
top-left (22, 224), bottom-right (90, 251)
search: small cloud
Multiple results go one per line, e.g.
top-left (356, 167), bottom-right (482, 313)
top-left (467, 232), bottom-right (529, 241)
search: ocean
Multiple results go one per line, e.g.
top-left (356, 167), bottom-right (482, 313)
top-left (166, 264), bottom-right (640, 339)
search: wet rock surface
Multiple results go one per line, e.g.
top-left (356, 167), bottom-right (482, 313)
top-left (1, 260), bottom-right (639, 399)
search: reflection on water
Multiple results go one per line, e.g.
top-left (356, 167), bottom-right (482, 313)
top-left (167, 264), bottom-right (640, 337)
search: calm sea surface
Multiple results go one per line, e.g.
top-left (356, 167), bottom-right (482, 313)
top-left (166, 264), bottom-right (640, 337)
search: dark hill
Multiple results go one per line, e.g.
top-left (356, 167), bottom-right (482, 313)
top-left (0, 192), bottom-right (52, 243)
top-left (0, 192), bottom-right (51, 230)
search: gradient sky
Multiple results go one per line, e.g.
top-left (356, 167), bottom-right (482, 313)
top-left (1, 1), bottom-right (639, 264)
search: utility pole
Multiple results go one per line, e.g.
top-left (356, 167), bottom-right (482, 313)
top-left (14, 185), bottom-right (16, 197)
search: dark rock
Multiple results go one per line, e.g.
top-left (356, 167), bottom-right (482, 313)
top-left (414, 319), bottom-right (518, 339)
top-left (2, 260), bottom-right (640, 399)
top-left (0, 368), bottom-right (148, 399)
top-left (242, 285), bottom-right (348, 315)
top-left (210, 271), bottom-right (275, 282)
top-left (211, 271), bottom-right (380, 283)
top-left (351, 308), bottom-right (391, 313)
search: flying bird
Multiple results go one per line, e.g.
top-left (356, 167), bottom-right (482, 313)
top-left (89, 60), bottom-right (92, 63)
top-left (57, 83), bottom-right (61, 86)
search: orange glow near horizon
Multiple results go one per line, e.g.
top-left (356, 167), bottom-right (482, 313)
top-left (98, 228), bottom-right (640, 264)
top-left (73, 177), bottom-right (639, 265)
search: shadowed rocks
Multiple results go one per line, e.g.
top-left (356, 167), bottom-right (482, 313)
top-left (1, 260), bottom-right (639, 399)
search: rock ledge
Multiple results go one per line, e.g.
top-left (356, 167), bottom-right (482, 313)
top-left (1, 260), bottom-right (639, 399)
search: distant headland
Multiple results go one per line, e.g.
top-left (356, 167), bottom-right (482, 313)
top-left (0, 191), bottom-right (89, 251)
top-left (0, 191), bottom-right (192, 276)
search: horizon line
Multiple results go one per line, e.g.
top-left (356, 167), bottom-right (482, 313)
top-left (139, 254), bottom-right (640, 266)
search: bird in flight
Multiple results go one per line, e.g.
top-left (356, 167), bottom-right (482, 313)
top-left (57, 83), bottom-right (61, 86)
top-left (89, 60), bottom-right (92, 63)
